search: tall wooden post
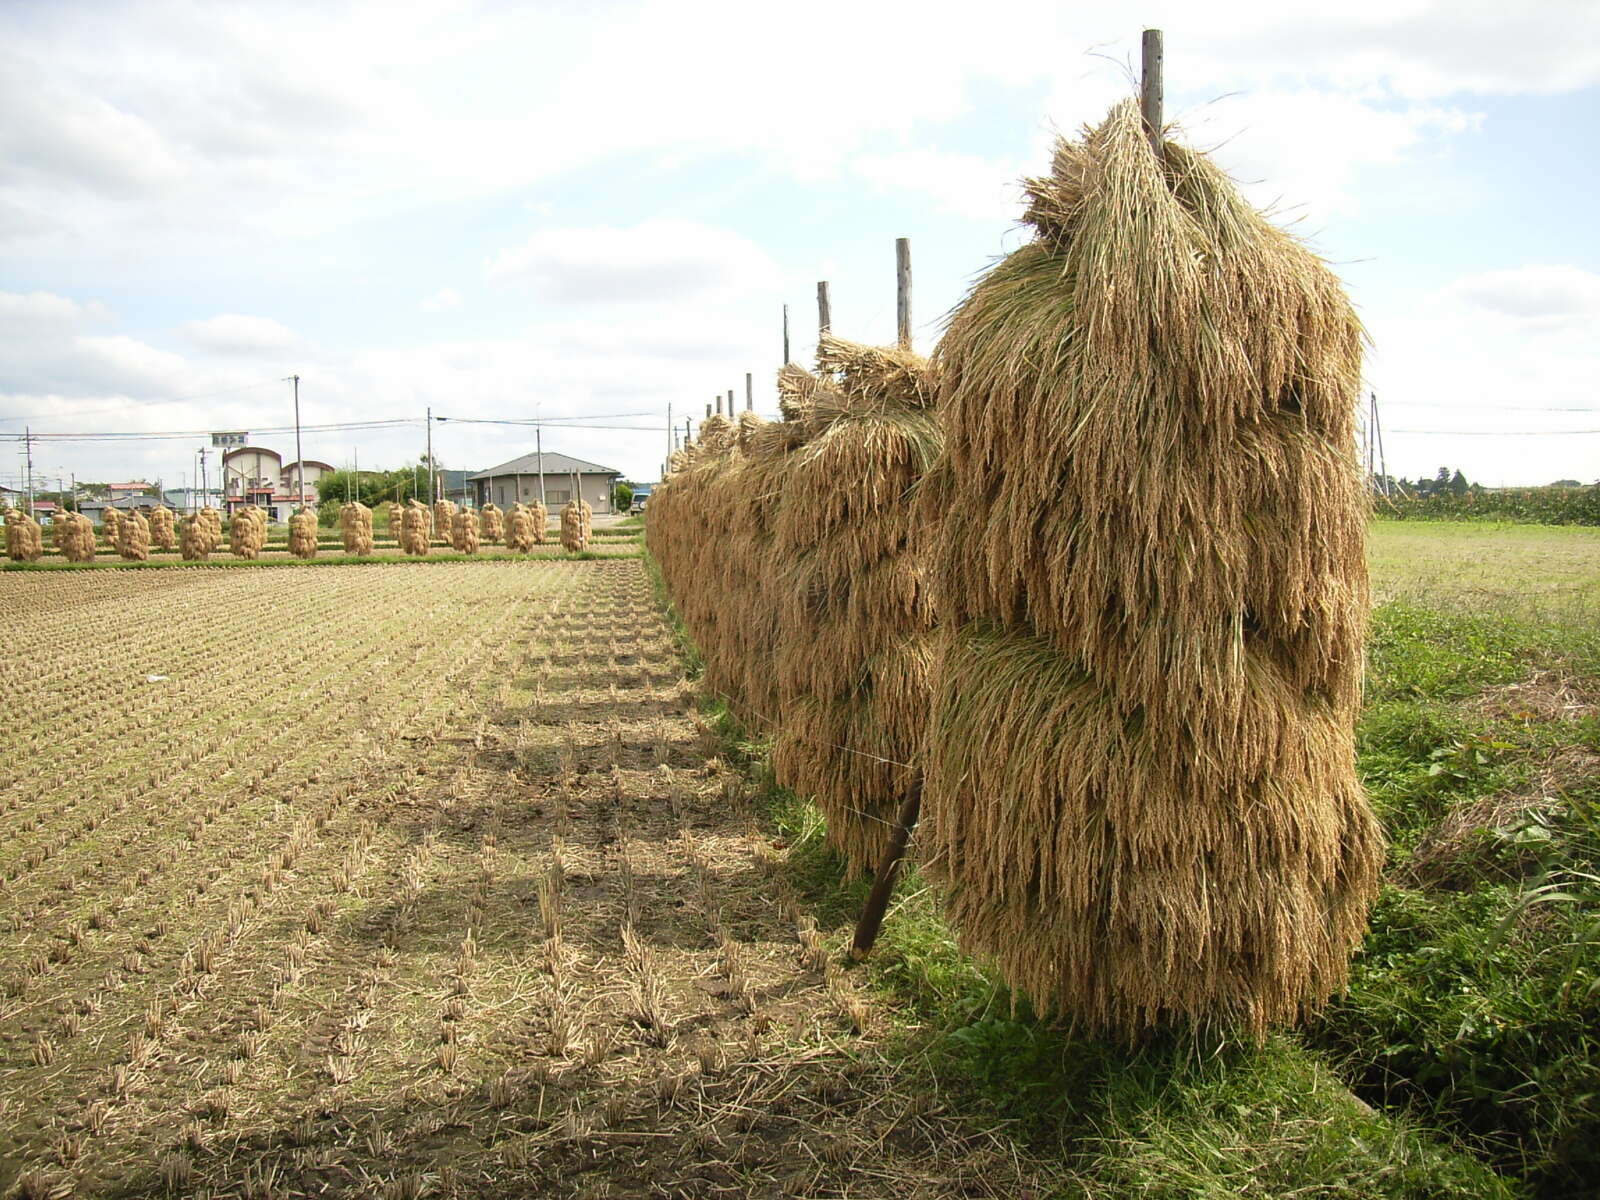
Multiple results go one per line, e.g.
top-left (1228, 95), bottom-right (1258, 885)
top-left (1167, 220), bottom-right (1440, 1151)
top-left (745, 372), bottom-right (753, 411)
top-left (817, 281), bottom-right (831, 337)
top-left (1141, 29), bottom-right (1164, 160)
top-left (895, 238), bottom-right (912, 351)
top-left (782, 303), bottom-right (791, 364)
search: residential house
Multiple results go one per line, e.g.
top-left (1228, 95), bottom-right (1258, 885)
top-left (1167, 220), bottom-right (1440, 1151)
top-left (468, 452), bottom-right (621, 513)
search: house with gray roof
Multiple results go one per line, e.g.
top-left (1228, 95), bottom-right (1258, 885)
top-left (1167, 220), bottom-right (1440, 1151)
top-left (467, 451), bottom-right (621, 513)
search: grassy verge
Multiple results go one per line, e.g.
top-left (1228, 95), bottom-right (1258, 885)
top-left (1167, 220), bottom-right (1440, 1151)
top-left (645, 549), bottom-right (1518, 1198)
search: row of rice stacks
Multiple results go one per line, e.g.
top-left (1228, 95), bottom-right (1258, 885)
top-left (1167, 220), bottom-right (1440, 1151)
top-left (648, 336), bottom-right (939, 876)
top-left (451, 508), bottom-right (480, 553)
top-left (917, 100), bottom-right (1379, 1038)
top-left (4, 508), bottom-right (44, 562)
top-left (288, 509), bottom-right (319, 558)
top-left (647, 100), bottom-right (1378, 1039)
top-left (340, 502), bottom-right (375, 556)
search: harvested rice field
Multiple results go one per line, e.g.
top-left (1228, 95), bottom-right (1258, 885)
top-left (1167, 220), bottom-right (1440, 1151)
top-left (0, 561), bottom-right (1061, 1198)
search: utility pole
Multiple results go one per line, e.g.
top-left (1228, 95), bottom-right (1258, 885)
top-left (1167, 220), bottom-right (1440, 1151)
top-left (666, 402), bottom-right (673, 465)
top-left (199, 448), bottom-right (208, 511)
top-left (727, 388), bottom-right (734, 416)
top-left (425, 405), bottom-right (434, 507)
top-left (536, 426), bottom-right (546, 506)
top-left (782, 303), bottom-right (790, 364)
top-left (23, 426), bottom-right (34, 516)
top-left (289, 374), bottom-right (304, 508)
top-left (745, 372), bottom-right (753, 411)
top-left (817, 281), bottom-right (831, 337)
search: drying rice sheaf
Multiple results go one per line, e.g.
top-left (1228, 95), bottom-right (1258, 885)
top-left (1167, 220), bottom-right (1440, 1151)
top-left (117, 509), bottom-right (151, 562)
top-left (178, 514), bottom-right (208, 561)
top-left (199, 507), bottom-right (222, 554)
top-left (505, 503), bottom-right (535, 553)
top-left (433, 499), bottom-right (456, 544)
top-left (530, 500), bottom-right (549, 545)
top-left (340, 502), bottom-right (374, 556)
top-left (921, 100), bottom-right (1379, 1038)
top-left (288, 508), bottom-right (319, 559)
top-left (559, 499), bottom-right (588, 552)
top-left (63, 512), bottom-right (96, 562)
top-left (646, 345), bottom-right (939, 875)
top-left (99, 507), bottom-right (123, 551)
top-left (229, 506), bottom-right (267, 559)
top-left (384, 501), bottom-right (401, 539)
top-left (480, 502), bottom-right (504, 543)
top-left (5, 508), bottom-right (44, 562)
top-left (451, 508), bottom-right (480, 554)
top-left (148, 505), bottom-right (176, 550)
top-left (400, 501), bottom-right (431, 556)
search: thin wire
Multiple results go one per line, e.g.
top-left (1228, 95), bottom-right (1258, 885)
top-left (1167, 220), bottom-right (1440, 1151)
top-left (1386, 428), bottom-right (1600, 436)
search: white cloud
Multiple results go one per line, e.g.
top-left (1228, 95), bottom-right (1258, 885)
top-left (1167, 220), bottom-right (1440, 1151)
top-left (418, 287), bottom-right (463, 313)
top-left (485, 218), bottom-right (781, 304)
top-left (1440, 265), bottom-right (1600, 324)
top-left (0, 290), bottom-right (113, 328)
top-left (178, 315), bottom-right (305, 356)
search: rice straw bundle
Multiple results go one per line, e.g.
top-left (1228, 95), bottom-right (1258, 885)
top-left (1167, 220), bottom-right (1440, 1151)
top-left (148, 505), bottom-right (176, 550)
top-left (383, 501), bottom-right (401, 541)
top-left (529, 500), bottom-right (548, 545)
top-left (117, 509), bottom-right (151, 561)
top-left (288, 509), bottom-right (319, 559)
top-left (58, 512), bottom-right (96, 562)
top-left (432, 499), bottom-right (455, 544)
top-left (480, 502), bottom-right (504, 542)
top-left (451, 508), bottom-right (480, 554)
top-left (340, 502), bottom-right (374, 556)
top-left (505, 503), bottom-right (535, 552)
top-left (399, 500), bottom-right (431, 556)
top-left (198, 507), bottom-right (222, 553)
top-left (559, 499), bottom-right (587, 552)
top-left (762, 337), bottom-right (940, 874)
top-left (178, 513), bottom-right (209, 560)
top-left (5, 508), bottom-right (44, 562)
top-left (100, 507), bottom-right (123, 551)
top-left (921, 100), bottom-right (1379, 1038)
top-left (229, 506), bottom-right (267, 559)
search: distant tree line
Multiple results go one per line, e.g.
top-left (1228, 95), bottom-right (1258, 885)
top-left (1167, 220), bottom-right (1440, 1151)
top-left (1376, 471), bottom-right (1600, 526)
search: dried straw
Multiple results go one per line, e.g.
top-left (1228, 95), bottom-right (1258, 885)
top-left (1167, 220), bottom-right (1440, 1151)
top-left (433, 499), bottom-right (456, 545)
top-left (559, 500), bottom-right (588, 552)
top-left (229, 506), bottom-right (267, 559)
top-left (451, 508), bottom-right (480, 554)
top-left (480, 502), bottom-right (504, 543)
top-left (399, 500), bottom-right (431, 556)
top-left (178, 514), bottom-right (209, 561)
top-left (100, 507), bottom-right (123, 551)
top-left (5, 508), bottom-right (44, 562)
top-left (288, 509), bottom-right (319, 559)
top-left (340, 502), bottom-right (374, 556)
top-left (117, 510), bottom-right (151, 561)
top-left (148, 505), bottom-right (176, 550)
top-left (505, 503), bottom-right (535, 553)
top-left (920, 100), bottom-right (1379, 1038)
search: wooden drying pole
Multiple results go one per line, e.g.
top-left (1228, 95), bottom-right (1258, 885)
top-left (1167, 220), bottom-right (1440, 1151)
top-left (745, 372), bottom-right (753, 411)
top-left (782, 303), bottom-right (791, 364)
top-left (850, 235), bottom-right (922, 961)
top-left (895, 237), bottom-right (912, 350)
top-left (1141, 28), bottom-right (1164, 160)
top-left (817, 281), bottom-right (831, 337)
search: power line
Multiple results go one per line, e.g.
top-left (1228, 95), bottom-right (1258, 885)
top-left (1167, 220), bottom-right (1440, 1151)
top-left (1386, 428), bottom-right (1600, 436)
top-left (0, 418), bottom-right (418, 443)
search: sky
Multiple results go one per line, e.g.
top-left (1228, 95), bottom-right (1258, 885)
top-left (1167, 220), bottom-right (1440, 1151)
top-left (1, 0), bottom-right (1597, 494)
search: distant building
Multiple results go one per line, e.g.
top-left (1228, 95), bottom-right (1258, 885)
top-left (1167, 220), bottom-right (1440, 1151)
top-left (220, 446), bottom-right (336, 521)
top-left (435, 469), bottom-right (474, 507)
top-left (468, 452), bottom-right (622, 513)
top-left (106, 481), bottom-right (154, 501)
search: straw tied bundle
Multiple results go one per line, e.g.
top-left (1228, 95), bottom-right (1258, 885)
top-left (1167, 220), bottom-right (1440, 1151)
top-left (922, 100), bottom-right (1379, 1037)
top-left (768, 339), bottom-right (939, 875)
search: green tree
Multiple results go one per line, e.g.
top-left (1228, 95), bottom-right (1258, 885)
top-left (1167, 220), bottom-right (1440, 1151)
top-left (613, 481), bottom-right (633, 511)
top-left (1449, 469), bottom-right (1469, 496)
